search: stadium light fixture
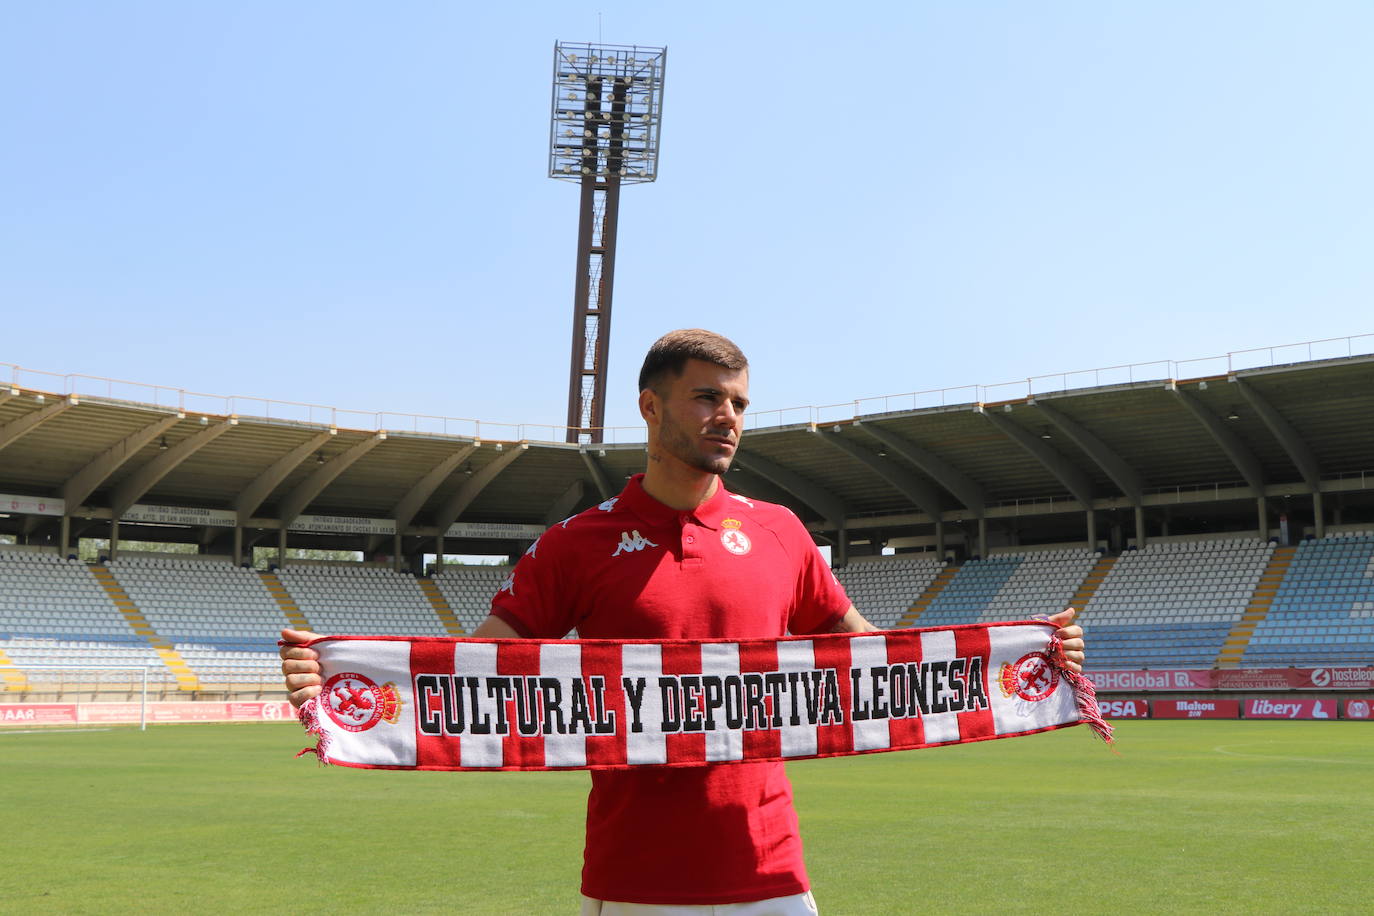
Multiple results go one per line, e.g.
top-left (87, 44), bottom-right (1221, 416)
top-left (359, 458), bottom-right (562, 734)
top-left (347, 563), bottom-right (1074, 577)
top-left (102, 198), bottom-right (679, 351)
top-left (1226, 410), bottom-right (1240, 421)
top-left (550, 40), bottom-right (667, 445)
top-left (159, 437), bottom-right (169, 451)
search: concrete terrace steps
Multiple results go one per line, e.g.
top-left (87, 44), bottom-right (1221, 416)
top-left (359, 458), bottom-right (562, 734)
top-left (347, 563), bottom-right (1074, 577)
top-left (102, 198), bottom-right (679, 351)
top-left (1071, 555), bottom-right (1117, 612)
top-left (897, 565), bottom-right (959, 628)
top-left (259, 571), bottom-right (311, 631)
top-left (1215, 546), bottom-right (1295, 668)
top-left (0, 646), bottom-right (28, 691)
top-left (89, 564), bottom-right (200, 691)
top-left (417, 577), bottom-right (466, 636)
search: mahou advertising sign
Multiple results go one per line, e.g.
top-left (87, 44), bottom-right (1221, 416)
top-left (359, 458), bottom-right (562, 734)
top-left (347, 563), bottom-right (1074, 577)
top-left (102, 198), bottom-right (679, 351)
top-left (1154, 699), bottom-right (1240, 719)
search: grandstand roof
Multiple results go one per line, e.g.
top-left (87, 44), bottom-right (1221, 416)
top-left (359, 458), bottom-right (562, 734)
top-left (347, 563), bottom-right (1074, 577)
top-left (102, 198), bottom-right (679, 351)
top-left (2, 353), bottom-right (1372, 559)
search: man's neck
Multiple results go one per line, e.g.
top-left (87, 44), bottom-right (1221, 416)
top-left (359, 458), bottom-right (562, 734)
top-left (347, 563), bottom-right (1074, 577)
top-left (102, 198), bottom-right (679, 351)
top-left (640, 460), bottom-right (720, 511)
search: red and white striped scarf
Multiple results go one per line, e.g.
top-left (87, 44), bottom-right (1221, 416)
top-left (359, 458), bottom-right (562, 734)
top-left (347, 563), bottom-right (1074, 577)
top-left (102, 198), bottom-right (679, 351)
top-left (294, 621), bottom-right (1112, 770)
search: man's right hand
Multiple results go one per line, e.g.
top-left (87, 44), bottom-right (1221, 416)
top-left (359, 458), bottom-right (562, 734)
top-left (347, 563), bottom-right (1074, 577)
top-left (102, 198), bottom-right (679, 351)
top-left (279, 628), bottom-right (324, 708)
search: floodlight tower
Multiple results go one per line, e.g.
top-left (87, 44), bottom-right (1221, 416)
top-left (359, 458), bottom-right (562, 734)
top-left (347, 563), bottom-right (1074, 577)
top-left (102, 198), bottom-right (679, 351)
top-left (549, 41), bottom-right (666, 443)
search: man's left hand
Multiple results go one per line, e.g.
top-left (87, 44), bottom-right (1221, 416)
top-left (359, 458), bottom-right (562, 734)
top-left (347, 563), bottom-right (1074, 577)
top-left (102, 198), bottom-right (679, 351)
top-left (1046, 607), bottom-right (1085, 673)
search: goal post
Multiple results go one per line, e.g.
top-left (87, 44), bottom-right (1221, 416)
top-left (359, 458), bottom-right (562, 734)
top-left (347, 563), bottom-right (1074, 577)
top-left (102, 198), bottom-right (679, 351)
top-left (4, 665), bottom-right (150, 730)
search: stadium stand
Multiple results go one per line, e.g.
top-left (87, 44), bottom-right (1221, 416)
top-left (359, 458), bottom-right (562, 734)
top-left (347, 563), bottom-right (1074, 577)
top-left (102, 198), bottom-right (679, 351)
top-left (0, 551), bottom-right (174, 691)
top-left (275, 564), bottom-right (450, 636)
top-left (1080, 538), bottom-right (1273, 668)
top-left (108, 556), bottom-right (286, 687)
top-left (432, 565), bottom-right (515, 634)
top-left (833, 555), bottom-right (945, 629)
top-left (917, 549), bottom-right (1100, 627)
top-left (1241, 532), bottom-right (1374, 667)
top-left (5, 530), bottom-right (1373, 698)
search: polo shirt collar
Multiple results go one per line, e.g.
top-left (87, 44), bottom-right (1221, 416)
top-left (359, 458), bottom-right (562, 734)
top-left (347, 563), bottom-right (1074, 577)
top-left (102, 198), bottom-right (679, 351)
top-left (617, 473), bottom-right (738, 531)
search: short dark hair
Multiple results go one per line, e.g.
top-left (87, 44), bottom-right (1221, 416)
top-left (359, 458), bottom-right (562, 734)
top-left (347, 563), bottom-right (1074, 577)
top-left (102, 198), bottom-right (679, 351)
top-left (638, 329), bottom-right (749, 393)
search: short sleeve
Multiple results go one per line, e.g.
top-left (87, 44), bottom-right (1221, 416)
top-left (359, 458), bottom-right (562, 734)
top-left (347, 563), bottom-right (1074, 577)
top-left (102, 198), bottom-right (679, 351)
top-left (785, 522), bottom-right (852, 635)
top-left (489, 528), bottom-right (580, 638)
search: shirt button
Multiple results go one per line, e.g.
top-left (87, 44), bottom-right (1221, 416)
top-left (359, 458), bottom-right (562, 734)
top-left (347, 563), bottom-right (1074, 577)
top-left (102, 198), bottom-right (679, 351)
top-left (685, 535), bottom-right (695, 544)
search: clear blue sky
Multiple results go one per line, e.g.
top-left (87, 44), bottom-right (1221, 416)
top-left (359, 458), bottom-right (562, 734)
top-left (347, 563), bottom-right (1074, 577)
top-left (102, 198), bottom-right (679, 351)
top-left (4, 2), bottom-right (1371, 435)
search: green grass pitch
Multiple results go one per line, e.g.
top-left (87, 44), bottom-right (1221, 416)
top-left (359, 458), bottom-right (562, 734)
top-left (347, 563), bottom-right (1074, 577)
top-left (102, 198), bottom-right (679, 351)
top-left (2, 720), bottom-right (1370, 914)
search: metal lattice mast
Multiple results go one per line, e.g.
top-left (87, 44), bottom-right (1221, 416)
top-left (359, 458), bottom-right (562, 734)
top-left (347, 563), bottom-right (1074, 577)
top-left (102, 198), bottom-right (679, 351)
top-left (549, 42), bottom-right (666, 443)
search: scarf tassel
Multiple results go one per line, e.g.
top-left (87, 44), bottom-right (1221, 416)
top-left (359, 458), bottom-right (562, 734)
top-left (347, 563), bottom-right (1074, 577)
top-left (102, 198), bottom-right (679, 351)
top-left (294, 696), bottom-right (333, 765)
top-left (1047, 635), bottom-right (1115, 747)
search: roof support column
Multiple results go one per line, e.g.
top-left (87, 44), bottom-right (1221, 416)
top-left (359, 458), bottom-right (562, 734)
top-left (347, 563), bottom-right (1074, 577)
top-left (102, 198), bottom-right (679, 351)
top-left (59, 515), bottom-right (71, 558)
top-left (110, 519), bottom-right (120, 562)
top-left (1313, 491), bottom-right (1325, 539)
top-left (1256, 495), bottom-right (1268, 541)
top-left (977, 517), bottom-right (988, 559)
top-left (934, 518), bottom-right (945, 559)
top-left (233, 526), bottom-right (244, 567)
top-left (1134, 504), bottom-right (1147, 549)
top-left (1086, 509), bottom-right (1097, 551)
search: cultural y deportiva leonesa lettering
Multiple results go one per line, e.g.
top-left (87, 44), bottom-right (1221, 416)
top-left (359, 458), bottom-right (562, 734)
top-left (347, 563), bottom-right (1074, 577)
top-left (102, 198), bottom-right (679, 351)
top-left (415, 659), bottom-right (989, 738)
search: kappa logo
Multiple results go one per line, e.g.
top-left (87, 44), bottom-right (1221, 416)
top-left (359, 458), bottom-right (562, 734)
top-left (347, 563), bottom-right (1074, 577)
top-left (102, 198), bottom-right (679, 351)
top-left (728, 494), bottom-right (755, 509)
top-left (323, 672), bottom-right (403, 733)
top-left (612, 529), bottom-right (659, 557)
top-left (720, 518), bottom-right (752, 556)
top-left (498, 571), bottom-right (516, 595)
top-left (998, 652), bottom-right (1059, 702)
top-left (598, 497), bottom-right (620, 512)
top-left (524, 537), bottom-right (540, 559)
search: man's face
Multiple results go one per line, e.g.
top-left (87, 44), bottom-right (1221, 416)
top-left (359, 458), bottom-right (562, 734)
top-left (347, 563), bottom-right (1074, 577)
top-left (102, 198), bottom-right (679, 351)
top-left (647, 358), bottom-right (750, 476)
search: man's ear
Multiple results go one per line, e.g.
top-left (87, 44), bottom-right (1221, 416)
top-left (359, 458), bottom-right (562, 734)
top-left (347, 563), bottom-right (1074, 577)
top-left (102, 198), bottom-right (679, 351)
top-left (638, 388), bottom-right (657, 423)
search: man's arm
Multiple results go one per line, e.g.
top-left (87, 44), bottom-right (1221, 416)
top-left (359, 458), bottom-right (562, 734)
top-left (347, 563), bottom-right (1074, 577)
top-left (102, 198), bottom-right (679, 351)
top-left (278, 615), bottom-right (526, 709)
top-left (823, 606), bottom-right (1086, 673)
top-left (828, 606), bottom-right (879, 633)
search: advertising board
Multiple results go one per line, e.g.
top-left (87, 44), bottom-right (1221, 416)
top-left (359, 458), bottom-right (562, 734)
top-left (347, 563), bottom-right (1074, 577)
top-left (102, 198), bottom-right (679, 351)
top-left (1099, 699), bottom-right (1149, 719)
top-left (1153, 699), bottom-right (1240, 719)
top-left (1244, 698), bottom-right (1336, 720)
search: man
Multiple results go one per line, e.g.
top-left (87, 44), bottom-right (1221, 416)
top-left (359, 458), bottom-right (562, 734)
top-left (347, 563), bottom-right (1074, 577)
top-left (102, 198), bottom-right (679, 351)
top-left (281, 329), bottom-right (1086, 914)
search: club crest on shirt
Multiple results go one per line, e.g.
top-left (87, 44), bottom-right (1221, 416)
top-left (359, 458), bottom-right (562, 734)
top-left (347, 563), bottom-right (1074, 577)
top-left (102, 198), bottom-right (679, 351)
top-left (720, 518), bottom-right (752, 556)
top-left (323, 672), bottom-right (403, 732)
top-left (998, 652), bottom-right (1058, 702)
